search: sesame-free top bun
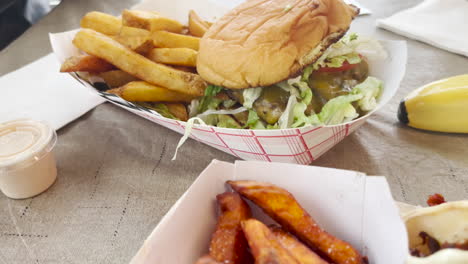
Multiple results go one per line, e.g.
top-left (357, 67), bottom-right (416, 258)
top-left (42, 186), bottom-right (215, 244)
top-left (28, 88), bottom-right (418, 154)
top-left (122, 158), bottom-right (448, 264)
top-left (197, 0), bottom-right (359, 89)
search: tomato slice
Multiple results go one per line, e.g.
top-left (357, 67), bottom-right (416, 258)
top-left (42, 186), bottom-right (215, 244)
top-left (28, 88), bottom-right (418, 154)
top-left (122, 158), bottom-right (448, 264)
top-left (316, 55), bottom-right (363, 73)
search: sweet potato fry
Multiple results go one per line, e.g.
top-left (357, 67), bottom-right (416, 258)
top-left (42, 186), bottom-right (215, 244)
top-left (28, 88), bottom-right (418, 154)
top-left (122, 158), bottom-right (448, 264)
top-left (195, 255), bottom-right (221, 264)
top-left (122, 9), bottom-right (183, 33)
top-left (107, 81), bottom-right (196, 103)
top-left (271, 227), bottom-right (329, 264)
top-left (241, 219), bottom-right (299, 264)
top-left (151, 31), bottom-right (200, 50)
top-left (60, 55), bottom-right (114, 73)
top-left (228, 181), bottom-right (366, 264)
top-left (73, 29), bottom-right (206, 96)
top-left (209, 192), bottom-right (252, 264)
top-left (188, 10), bottom-right (209, 37)
top-left (80, 11), bottom-right (122, 35)
top-left (147, 48), bottom-right (197, 67)
top-left (98, 70), bottom-right (138, 88)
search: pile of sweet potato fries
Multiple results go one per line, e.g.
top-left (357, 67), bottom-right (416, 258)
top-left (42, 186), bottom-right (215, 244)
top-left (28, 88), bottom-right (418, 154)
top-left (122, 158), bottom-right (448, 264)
top-left (196, 181), bottom-right (367, 264)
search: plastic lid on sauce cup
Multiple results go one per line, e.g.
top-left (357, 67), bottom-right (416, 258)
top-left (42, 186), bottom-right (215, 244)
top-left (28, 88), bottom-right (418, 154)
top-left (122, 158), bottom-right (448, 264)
top-left (0, 119), bottom-right (57, 199)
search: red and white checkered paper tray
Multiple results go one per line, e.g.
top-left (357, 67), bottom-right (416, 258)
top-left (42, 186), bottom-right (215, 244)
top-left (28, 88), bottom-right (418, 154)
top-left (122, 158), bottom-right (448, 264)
top-left (49, 0), bottom-right (407, 165)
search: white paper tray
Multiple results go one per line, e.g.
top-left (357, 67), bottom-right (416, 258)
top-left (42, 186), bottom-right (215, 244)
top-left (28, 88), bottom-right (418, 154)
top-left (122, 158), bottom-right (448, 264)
top-left (129, 160), bottom-right (409, 264)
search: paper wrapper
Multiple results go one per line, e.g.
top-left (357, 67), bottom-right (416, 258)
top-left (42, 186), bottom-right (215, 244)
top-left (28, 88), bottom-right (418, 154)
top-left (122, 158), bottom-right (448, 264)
top-left (129, 160), bottom-right (409, 263)
top-left (49, 0), bottom-right (407, 164)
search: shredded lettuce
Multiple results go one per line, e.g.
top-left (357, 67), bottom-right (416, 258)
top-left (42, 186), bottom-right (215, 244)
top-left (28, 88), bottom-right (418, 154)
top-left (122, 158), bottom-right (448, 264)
top-left (242, 87), bottom-right (263, 109)
top-left (345, 53), bottom-right (362, 64)
top-left (291, 102), bottom-right (321, 128)
top-left (304, 33), bottom-right (387, 76)
top-left (137, 103), bottom-right (178, 120)
top-left (252, 121), bottom-right (266, 129)
top-left (277, 80), bottom-right (299, 98)
top-left (202, 114), bottom-right (219, 126)
top-left (266, 123), bottom-right (279, 129)
top-left (351, 76), bottom-right (383, 111)
top-left (172, 117), bottom-right (206, 160)
top-left (188, 99), bottom-right (200, 117)
top-left (302, 66), bottom-right (314, 82)
top-left (317, 94), bottom-right (362, 125)
top-left (325, 53), bottom-right (361, 68)
top-left (223, 99), bottom-right (237, 108)
top-left (325, 56), bottom-right (347, 68)
top-left (198, 97), bottom-right (222, 114)
top-left (278, 76), bottom-right (313, 106)
top-left (197, 107), bottom-right (247, 126)
top-left (198, 84), bottom-right (224, 113)
top-left (277, 94), bottom-right (298, 129)
top-left (275, 76), bottom-right (383, 128)
top-left (204, 84), bottom-right (223, 96)
top-left (217, 115), bottom-right (242, 128)
top-left (245, 109), bottom-right (265, 129)
top-left (326, 33), bottom-right (387, 61)
top-left (196, 107), bottom-right (247, 118)
top-left (287, 76), bottom-right (313, 105)
top-left (354, 36), bottom-right (388, 61)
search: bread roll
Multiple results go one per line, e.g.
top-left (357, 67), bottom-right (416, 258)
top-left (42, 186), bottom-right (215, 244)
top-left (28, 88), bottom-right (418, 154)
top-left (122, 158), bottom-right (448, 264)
top-left (197, 0), bottom-right (359, 89)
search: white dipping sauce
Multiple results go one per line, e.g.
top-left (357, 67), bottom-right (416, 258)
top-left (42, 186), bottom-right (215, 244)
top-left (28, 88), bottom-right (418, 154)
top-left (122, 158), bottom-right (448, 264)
top-left (0, 119), bottom-right (57, 199)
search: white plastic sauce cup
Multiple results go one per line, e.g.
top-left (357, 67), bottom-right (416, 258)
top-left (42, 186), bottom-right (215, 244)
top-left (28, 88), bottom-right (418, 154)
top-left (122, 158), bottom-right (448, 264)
top-left (0, 119), bottom-right (58, 199)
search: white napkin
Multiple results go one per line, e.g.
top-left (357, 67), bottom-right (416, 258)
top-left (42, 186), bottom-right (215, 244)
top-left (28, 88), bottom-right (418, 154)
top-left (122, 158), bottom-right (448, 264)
top-left (0, 53), bottom-right (105, 129)
top-left (377, 0), bottom-right (468, 57)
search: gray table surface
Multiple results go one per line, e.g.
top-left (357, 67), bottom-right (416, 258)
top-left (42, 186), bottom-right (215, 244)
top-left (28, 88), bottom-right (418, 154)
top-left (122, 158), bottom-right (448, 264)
top-left (1, 0), bottom-right (467, 263)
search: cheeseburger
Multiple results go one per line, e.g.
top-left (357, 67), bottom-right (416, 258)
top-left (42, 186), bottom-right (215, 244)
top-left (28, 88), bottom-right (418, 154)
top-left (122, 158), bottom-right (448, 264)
top-left (191, 0), bottom-right (386, 129)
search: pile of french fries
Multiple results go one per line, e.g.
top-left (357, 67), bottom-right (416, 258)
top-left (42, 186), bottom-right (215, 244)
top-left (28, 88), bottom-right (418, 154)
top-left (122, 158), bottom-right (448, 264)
top-left (60, 9), bottom-right (213, 121)
top-left (196, 181), bottom-right (367, 264)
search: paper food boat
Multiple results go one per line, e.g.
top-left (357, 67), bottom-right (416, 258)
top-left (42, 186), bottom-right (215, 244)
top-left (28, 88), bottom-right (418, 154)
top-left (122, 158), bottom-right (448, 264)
top-left (129, 160), bottom-right (409, 263)
top-left (49, 0), bottom-right (407, 164)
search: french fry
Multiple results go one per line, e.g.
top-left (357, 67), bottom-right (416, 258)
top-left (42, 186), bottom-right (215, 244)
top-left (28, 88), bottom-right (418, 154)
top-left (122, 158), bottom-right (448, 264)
top-left (170, 65), bottom-right (196, 73)
top-left (228, 181), bottom-right (366, 264)
top-left (114, 26), bottom-right (153, 54)
top-left (73, 29), bottom-right (206, 96)
top-left (119, 26), bottom-right (150, 37)
top-left (114, 37), bottom-right (153, 54)
top-left (113, 27), bottom-right (153, 54)
top-left (107, 81), bottom-right (196, 103)
top-left (165, 103), bottom-right (188, 121)
top-left (188, 10), bottom-right (209, 37)
top-left (80, 11), bottom-right (122, 35)
top-left (98, 70), bottom-right (138, 88)
top-left (60, 55), bottom-right (114, 73)
top-left (272, 227), bottom-right (329, 264)
top-left (147, 48), bottom-right (197, 67)
top-left (122, 9), bottom-right (183, 33)
top-left (195, 256), bottom-right (221, 264)
top-left (209, 192), bottom-right (252, 264)
top-left (151, 31), bottom-right (200, 50)
top-left (241, 219), bottom-right (299, 264)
